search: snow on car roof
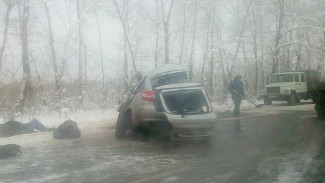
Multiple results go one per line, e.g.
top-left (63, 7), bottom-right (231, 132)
top-left (155, 83), bottom-right (201, 90)
top-left (147, 64), bottom-right (185, 77)
top-left (273, 72), bottom-right (304, 75)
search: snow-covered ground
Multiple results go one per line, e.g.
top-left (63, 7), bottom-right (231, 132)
top-left (0, 101), bottom-right (321, 183)
top-left (0, 98), bottom-right (314, 130)
top-left (0, 108), bottom-right (119, 130)
top-left (212, 98), bottom-right (313, 113)
top-left (211, 98), bottom-right (264, 113)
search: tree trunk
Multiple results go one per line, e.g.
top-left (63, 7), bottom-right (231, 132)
top-left (0, 2), bottom-right (14, 71)
top-left (242, 39), bottom-right (249, 90)
top-left (160, 0), bottom-right (175, 64)
top-left (216, 28), bottom-right (227, 89)
top-left (179, 0), bottom-right (187, 64)
top-left (77, 0), bottom-right (83, 106)
top-left (272, 0), bottom-right (285, 74)
top-left (154, 0), bottom-right (160, 67)
top-left (227, 0), bottom-right (252, 83)
top-left (201, 23), bottom-right (210, 84)
top-left (113, 0), bottom-right (139, 85)
top-left (163, 22), bottom-right (169, 64)
top-left (44, 2), bottom-right (60, 100)
top-left (188, 0), bottom-right (198, 82)
top-left (17, 0), bottom-right (32, 112)
top-left (95, 6), bottom-right (106, 105)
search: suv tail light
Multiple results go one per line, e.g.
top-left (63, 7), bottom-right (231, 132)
top-left (142, 91), bottom-right (155, 102)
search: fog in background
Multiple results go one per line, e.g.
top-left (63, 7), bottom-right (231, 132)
top-left (0, 0), bottom-right (324, 118)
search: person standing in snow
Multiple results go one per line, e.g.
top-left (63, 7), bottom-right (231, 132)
top-left (228, 75), bottom-right (245, 117)
top-left (0, 119), bottom-right (51, 138)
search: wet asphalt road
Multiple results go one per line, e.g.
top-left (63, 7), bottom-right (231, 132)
top-left (1, 103), bottom-right (325, 183)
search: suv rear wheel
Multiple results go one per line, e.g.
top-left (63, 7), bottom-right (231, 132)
top-left (115, 111), bottom-right (131, 139)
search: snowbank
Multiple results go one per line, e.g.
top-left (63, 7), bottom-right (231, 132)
top-left (211, 98), bottom-right (264, 113)
top-left (0, 107), bottom-right (119, 130)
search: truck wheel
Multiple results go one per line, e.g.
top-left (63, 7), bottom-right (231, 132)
top-left (317, 112), bottom-right (324, 119)
top-left (115, 111), bottom-right (131, 139)
top-left (312, 96), bottom-right (317, 103)
top-left (295, 95), bottom-right (301, 104)
top-left (264, 97), bottom-right (272, 105)
top-left (288, 93), bottom-right (296, 105)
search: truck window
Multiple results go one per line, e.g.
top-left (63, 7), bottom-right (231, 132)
top-left (301, 74), bottom-right (306, 82)
top-left (295, 74), bottom-right (300, 82)
top-left (271, 74), bottom-right (294, 83)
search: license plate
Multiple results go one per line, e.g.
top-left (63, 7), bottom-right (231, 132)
top-left (181, 128), bottom-right (208, 136)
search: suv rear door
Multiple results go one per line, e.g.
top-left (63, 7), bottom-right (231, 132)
top-left (154, 83), bottom-right (216, 130)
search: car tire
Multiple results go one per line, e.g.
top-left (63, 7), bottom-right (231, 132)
top-left (288, 93), bottom-right (296, 105)
top-left (115, 111), bottom-right (131, 139)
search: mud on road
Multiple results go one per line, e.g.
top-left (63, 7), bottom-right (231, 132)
top-left (1, 104), bottom-right (325, 183)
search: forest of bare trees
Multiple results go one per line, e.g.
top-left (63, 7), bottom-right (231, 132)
top-left (0, 0), bottom-right (324, 118)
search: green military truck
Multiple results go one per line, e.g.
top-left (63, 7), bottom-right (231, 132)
top-left (261, 69), bottom-right (325, 118)
top-left (313, 79), bottom-right (325, 118)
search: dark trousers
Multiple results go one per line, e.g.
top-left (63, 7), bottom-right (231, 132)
top-left (24, 119), bottom-right (48, 133)
top-left (234, 99), bottom-right (242, 116)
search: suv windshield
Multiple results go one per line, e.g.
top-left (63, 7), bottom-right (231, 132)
top-left (151, 72), bottom-right (187, 88)
top-left (272, 74), bottom-right (294, 83)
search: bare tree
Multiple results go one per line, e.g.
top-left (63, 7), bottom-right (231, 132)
top-left (272, 0), bottom-right (286, 73)
top-left (179, 0), bottom-right (187, 64)
top-left (77, 0), bottom-right (83, 106)
top-left (94, 3), bottom-right (106, 105)
top-left (226, 0), bottom-right (252, 83)
top-left (160, 0), bottom-right (175, 64)
top-left (0, 1), bottom-right (14, 71)
top-left (113, 0), bottom-right (139, 89)
top-left (154, 0), bottom-right (160, 67)
top-left (188, 0), bottom-right (198, 82)
top-left (248, 0), bottom-right (259, 91)
top-left (16, 0), bottom-right (32, 112)
top-left (44, 2), bottom-right (60, 100)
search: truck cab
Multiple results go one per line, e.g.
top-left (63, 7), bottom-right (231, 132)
top-left (262, 72), bottom-right (308, 105)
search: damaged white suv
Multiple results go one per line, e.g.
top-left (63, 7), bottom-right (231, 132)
top-left (116, 64), bottom-right (217, 140)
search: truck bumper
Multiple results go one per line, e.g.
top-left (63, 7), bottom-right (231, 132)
top-left (261, 94), bottom-right (289, 101)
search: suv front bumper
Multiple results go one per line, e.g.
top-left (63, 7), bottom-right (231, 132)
top-left (165, 112), bottom-right (217, 138)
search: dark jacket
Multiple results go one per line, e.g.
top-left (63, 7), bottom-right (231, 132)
top-left (0, 121), bottom-right (26, 138)
top-left (228, 80), bottom-right (245, 100)
top-left (53, 120), bottom-right (81, 139)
